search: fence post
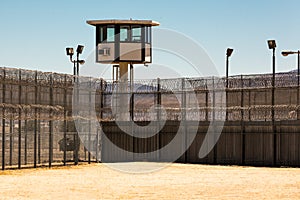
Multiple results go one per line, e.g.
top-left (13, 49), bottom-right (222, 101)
top-left (9, 84), bottom-right (13, 166)
top-left (100, 79), bottom-right (103, 120)
top-left (212, 78), bottom-right (215, 122)
top-left (24, 74), bottom-right (28, 165)
top-left (9, 119), bottom-right (13, 166)
top-left (248, 79), bottom-right (251, 121)
top-left (2, 68), bottom-right (6, 170)
top-left (205, 79), bottom-right (208, 121)
top-left (181, 78), bottom-right (187, 163)
top-left (212, 77), bottom-right (217, 164)
top-left (97, 78), bottom-right (105, 161)
top-left (265, 79), bottom-right (268, 121)
top-left (88, 78), bottom-right (91, 164)
top-left (130, 65), bottom-right (134, 121)
top-left (95, 128), bottom-right (99, 162)
top-left (18, 69), bottom-right (22, 169)
top-left (38, 117), bottom-right (41, 165)
top-left (241, 75), bottom-right (245, 165)
top-left (99, 79), bottom-right (104, 162)
top-left (38, 78), bottom-right (42, 165)
top-left (63, 74), bottom-right (67, 166)
top-left (272, 77), bottom-right (277, 166)
top-left (49, 74), bottom-right (53, 168)
top-left (157, 78), bottom-right (161, 161)
top-left (34, 71), bottom-right (37, 168)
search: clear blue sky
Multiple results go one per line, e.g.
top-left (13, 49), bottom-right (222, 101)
top-left (1, 0), bottom-right (300, 78)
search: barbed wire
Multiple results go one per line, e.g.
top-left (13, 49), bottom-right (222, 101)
top-left (0, 67), bottom-right (299, 122)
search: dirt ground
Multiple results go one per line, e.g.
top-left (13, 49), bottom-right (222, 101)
top-left (0, 163), bottom-right (300, 200)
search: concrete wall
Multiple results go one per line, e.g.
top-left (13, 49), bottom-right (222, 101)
top-left (100, 120), bottom-right (300, 167)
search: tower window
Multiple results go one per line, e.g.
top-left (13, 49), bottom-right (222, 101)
top-left (120, 26), bottom-right (129, 42)
top-left (107, 26), bottom-right (115, 42)
top-left (131, 26), bottom-right (141, 42)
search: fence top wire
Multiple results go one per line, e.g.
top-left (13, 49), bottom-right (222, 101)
top-left (0, 66), bottom-right (298, 90)
top-left (0, 66), bottom-right (299, 121)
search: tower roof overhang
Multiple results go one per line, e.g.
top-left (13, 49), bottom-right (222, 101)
top-left (86, 19), bottom-right (160, 26)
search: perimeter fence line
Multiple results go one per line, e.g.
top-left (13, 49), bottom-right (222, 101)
top-left (0, 67), bottom-right (299, 169)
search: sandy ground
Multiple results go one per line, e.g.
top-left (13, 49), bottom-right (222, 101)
top-left (0, 163), bottom-right (300, 200)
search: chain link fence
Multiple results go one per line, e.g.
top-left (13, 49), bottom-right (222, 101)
top-left (0, 67), bottom-right (299, 169)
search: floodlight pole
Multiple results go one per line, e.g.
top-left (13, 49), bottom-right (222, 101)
top-left (225, 48), bottom-right (233, 121)
top-left (272, 47), bottom-right (275, 117)
top-left (226, 55), bottom-right (229, 87)
top-left (295, 50), bottom-right (300, 120)
top-left (298, 50), bottom-right (300, 87)
top-left (77, 52), bottom-right (80, 77)
top-left (226, 55), bottom-right (229, 121)
top-left (65, 45), bottom-right (85, 165)
top-left (73, 61), bottom-right (76, 81)
top-left (272, 48), bottom-right (276, 148)
top-left (297, 50), bottom-right (300, 120)
top-left (270, 42), bottom-right (276, 166)
top-left (75, 52), bottom-right (79, 165)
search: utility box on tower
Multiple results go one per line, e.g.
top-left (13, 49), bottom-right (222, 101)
top-left (86, 19), bottom-right (159, 64)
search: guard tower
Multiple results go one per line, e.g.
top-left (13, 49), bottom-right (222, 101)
top-left (87, 19), bottom-right (159, 120)
top-left (87, 19), bottom-right (159, 80)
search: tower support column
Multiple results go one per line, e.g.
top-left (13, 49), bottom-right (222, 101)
top-left (118, 62), bottom-right (129, 121)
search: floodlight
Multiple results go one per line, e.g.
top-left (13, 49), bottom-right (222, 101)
top-left (226, 48), bottom-right (234, 57)
top-left (76, 45), bottom-right (84, 54)
top-left (267, 40), bottom-right (276, 49)
top-left (281, 50), bottom-right (296, 56)
top-left (66, 47), bottom-right (74, 56)
top-left (78, 60), bottom-right (85, 65)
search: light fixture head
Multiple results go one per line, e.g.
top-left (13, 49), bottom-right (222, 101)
top-left (281, 50), bottom-right (299, 56)
top-left (78, 60), bottom-right (85, 65)
top-left (267, 40), bottom-right (276, 49)
top-left (226, 48), bottom-right (234, 57)
top-left (76, 45), bottom-right (84, 54)
top-left (66, 47), bottom-right (74, 56)
top-left (281, 50), bottom-right (292, 57)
